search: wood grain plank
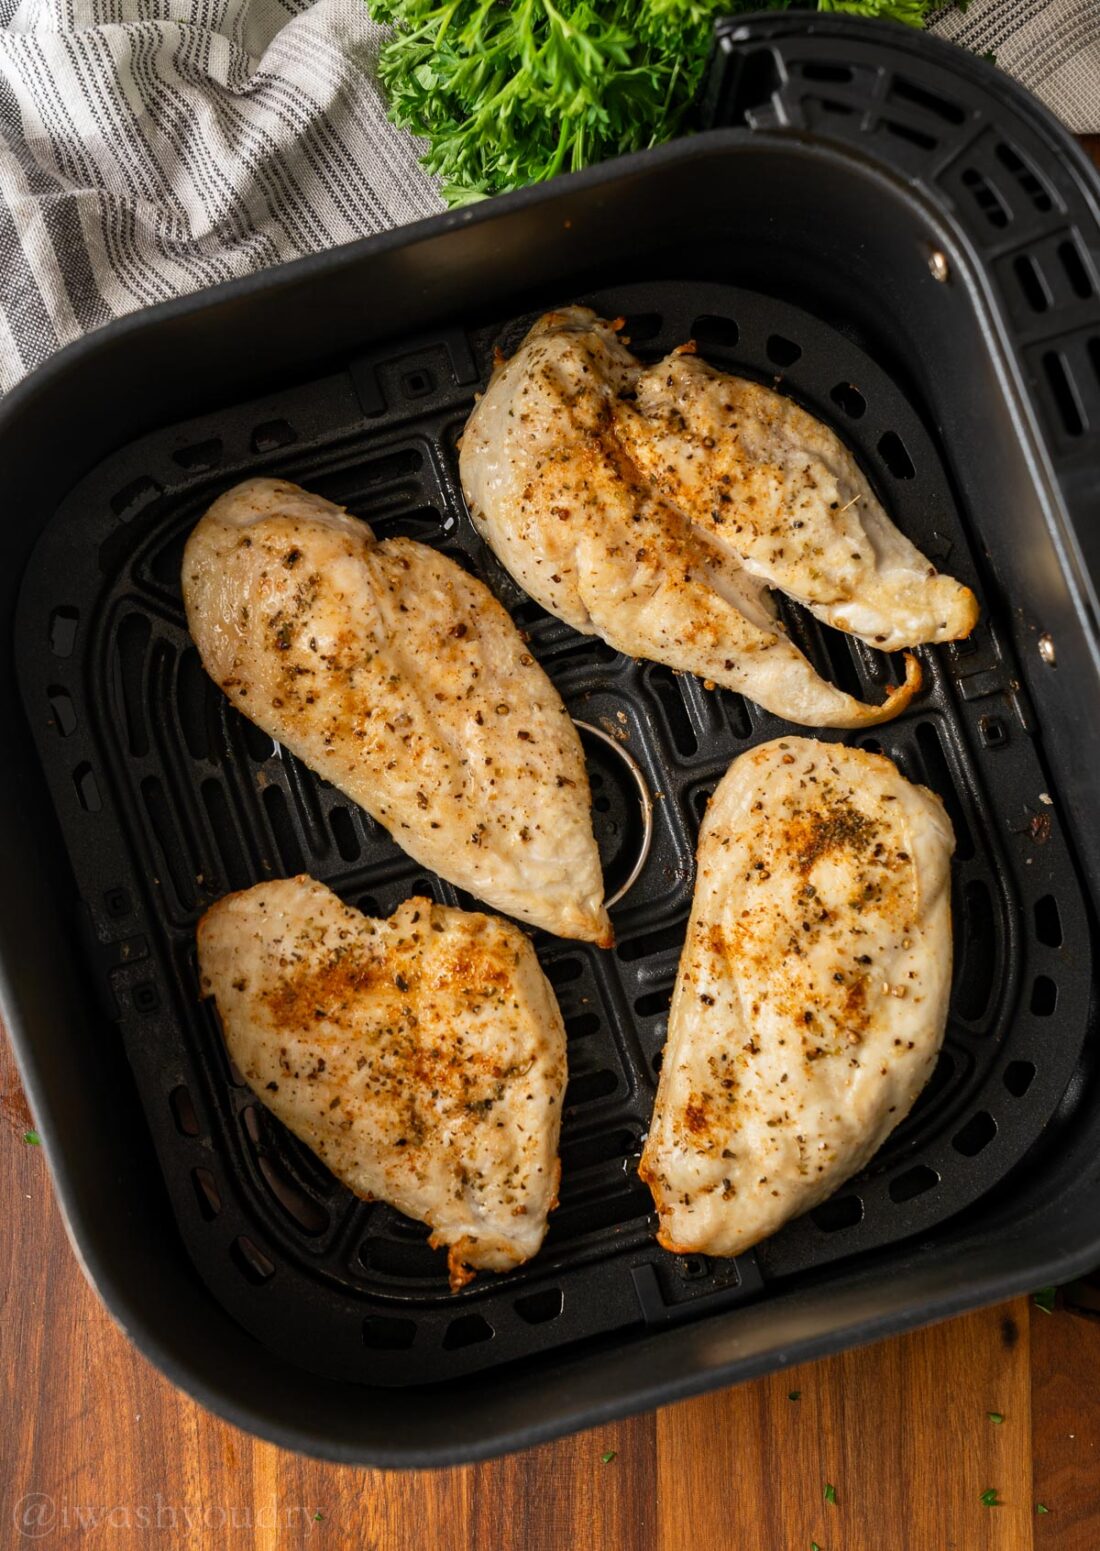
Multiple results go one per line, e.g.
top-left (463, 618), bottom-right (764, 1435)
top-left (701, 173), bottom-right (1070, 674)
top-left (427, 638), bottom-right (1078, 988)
top-left (1030, 1296), bottom-right (1100, 1548)
top-left (655, 1302), bottom-right (1034, 1551)
top-left (0, 1029), bottom-right (655, 1551)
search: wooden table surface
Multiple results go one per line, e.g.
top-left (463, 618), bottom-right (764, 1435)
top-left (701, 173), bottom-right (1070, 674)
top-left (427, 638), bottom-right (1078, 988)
top-left (4, 132), bottom-right (1099, 1551)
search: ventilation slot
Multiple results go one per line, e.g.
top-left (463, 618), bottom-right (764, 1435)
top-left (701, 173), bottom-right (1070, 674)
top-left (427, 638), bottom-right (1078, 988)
top-left (1034, 894), bottom-right (1062, 947)
top-left (230, 1235), bottom-right (275, 1284)
top-left (996, 143), bottom-right (1053, 212)
top-left (1004, 1060), bottom-right (1036, 1097)
top-left (811, 1195), bottom-right (863, 1232)
top-left (443, 1314), bottom-right (494, 1350)
top-left (915, 722), bottom-right (973, 859)
top-left (565, 1011), bottom-right (600, 1040)
top-left (515, 1288), bottom-right (564, 1325)
top-left (47, 686), bottom-right (76, 737)
top-left (766, 334), bottom-right (802, 367)
top-left (1059, 240), bottom-right (1093, 300)
top-left (889, 76), bottom-right (966, 124)
top-left (889, 1165), bottom-right (939, 1203)
top-left (952, 1110), bottom-right (997, 1157)
top-left (691, 314), bottom-right (740, 351)
top-left (110, 474), bottom-right (163, 521)
top-left (329, 806), bottom-right (361, 862)
top-left (202, 780), bottom-right (251, 892)
top-left (170, 1085), bottom-right (200, 1137)
top-left (172, 437), bottom-right (222, 472)
top-left (363, 1315), bottom-right (416, 1350)
top-left (262, 784), bottom-right (305, 875)
top-left (878, 431), bottom-right (916, 479)
top-left (807, 97), bottom-right (855, 120)
top-left (49, 606), bottom-right (79, 658)
top-left (559, 1129), bottom-right (636, 1173)
top-left (961, 168), bottom-right (1009, 229)
top-left (73, 762), bottom-right (102, 813)
top-left (830, 382), bottom-right (866, 418)
top-left (1030, 975), bottom-right (1057, 1017)
top-left (141, 776), bottom-right (196, 908)
top-left (618, 919), bottom-right (685, 962)
top-left (564, 1069), bottom-right (618, 1108)
top-left (723, 692), bottom-right (752, 740)
top-left (648, 666), bottom-right (698, 755)
top-left (1014, 254), bottom-right (1051, 313)
top-left (883, 120), bottom-right (937, 151)
top-left (635, 987), bottom-right (672, 1018)
top-left (192, 1167), bottom-right (221, 1220)
top-left (955, 879), bottom-right (995, 1023)
top-left (113, 614), bottom-right (151, 758)
top-left (801, 62), bottom-right (854, 83)
top-left (251, 419), bottom-right (297, 453)
top-left (544, 956), bottom-right (584, 987)
top-left (1042, 352), bottom-right (1085, 436)
top-left (176, 647), bottom-right (213, 762)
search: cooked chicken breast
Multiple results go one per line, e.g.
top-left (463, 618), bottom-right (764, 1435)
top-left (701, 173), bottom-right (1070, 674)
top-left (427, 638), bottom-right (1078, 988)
top-left (198, 875), bottom-right (567, 1289)
top-left (460, 308), bottom-right (919, 729)
top-left (616, 348), bottom-right (978, 652)
top-left (639, 737), bottom-right (954, 1257)
top-left (183, 478), bottom-right (610, 946)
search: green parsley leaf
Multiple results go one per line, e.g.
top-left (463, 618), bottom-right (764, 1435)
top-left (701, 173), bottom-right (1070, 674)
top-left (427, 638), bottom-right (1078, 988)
top-left (1034, 1286), bottom-right (1057, 1314)
top-left (987, 1412), bottom-right (1005, 1424)
top-left (824, 1483), bottom-right (837, 1505)
top-left (23, 1130), bottom-right (40, 1145)
top-left (980, 1488), bottom-right (1003, 1507)
top-left (601, 1450), bottom-right (617, 1464)
top-left (366, 0), bottom-right (947, 207)
top-left (1037, 1503), bottom-right (1050, 1514)
top-left (812, 1543), bottom-right (823, 1550)
top-left (981, 50), bottom-right (998, 65)
top-left (788, 1390), bottom-right (802, 1401)
top-left (314, 1512), bottom-right (324, 1521)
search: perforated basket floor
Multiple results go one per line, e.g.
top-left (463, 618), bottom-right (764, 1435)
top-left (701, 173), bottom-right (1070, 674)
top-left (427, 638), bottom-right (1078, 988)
top-left (15, 280), bottom-right (1092, 1385)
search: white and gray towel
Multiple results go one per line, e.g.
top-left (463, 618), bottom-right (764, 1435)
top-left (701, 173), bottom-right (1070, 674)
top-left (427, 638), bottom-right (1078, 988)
top-left (0, 0), bottom-right (1095, 393)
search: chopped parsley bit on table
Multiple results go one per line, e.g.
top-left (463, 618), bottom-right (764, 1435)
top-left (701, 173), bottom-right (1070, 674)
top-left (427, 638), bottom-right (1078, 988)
top-left (1037, 1503), bottom-right (1050, 1514)
top-left (601, 1450), bottom-right (617, 1464)
top-left (22, 1130), bottom-right (40, 1145)
top-left (980, 1489), bottom-right (1004, 1507)
top-left (812, 1543), bottom-right (823, 1550)
top-left (823, 1484), bottom-right (837, 1505)
top-left (987, 1411), bottom-right (1005, 1424)
top-left (1034, 1286), bottom-right (1057, 1314)
top-left (788, 1391), bottom-right (802, 1401)
top-left (313, 1512), bottom-right (323, 1522)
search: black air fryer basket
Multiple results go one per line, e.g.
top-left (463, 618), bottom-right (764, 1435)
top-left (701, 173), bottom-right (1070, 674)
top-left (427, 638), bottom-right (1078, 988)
top-left (2, 14), bottom-right (1099, 1464)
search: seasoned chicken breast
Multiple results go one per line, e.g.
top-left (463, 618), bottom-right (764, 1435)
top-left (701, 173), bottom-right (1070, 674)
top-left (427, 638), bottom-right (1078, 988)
top-left (460, 308), bottom-right (919, 729)
top-left (639, 737), bottom-right (954, 1257)
top-left (616, 348), bottom-right (978, 651)
top-left (198, 876), bottom-right (567, 1289)
top-left (183, 478), bottom-right (610, 946)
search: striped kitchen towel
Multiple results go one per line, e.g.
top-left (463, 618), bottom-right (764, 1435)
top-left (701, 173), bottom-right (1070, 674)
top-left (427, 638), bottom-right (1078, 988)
top-left (0, 0), bottom-right (1096, 393)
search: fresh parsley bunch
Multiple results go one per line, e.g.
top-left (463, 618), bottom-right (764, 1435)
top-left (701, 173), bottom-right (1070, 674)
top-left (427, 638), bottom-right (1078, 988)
top-left (368, 0), bottom-right (946, 207)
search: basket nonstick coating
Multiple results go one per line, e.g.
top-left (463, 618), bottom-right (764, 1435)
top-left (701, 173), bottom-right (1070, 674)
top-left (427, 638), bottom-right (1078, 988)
top-left (15, 279), bottom-right (1091, 1385)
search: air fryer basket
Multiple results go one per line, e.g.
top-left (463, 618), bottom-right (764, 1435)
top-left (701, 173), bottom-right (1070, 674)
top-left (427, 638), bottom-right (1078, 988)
top-left (1, 15), bottom-right (1098, 1462)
